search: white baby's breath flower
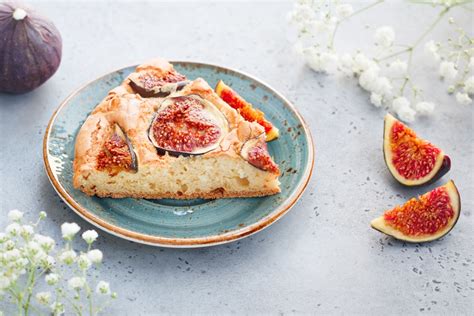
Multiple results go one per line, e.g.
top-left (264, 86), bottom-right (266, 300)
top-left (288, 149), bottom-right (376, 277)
top-left (374, 77), bottom-right (393, 97)
top-left (68, 276), bottom-right (85, 290)
top-left (6, 223), bottom-right (21, 236)
top-left (36, 291), bottom-right (51, 305)
top-left (96, 280), bottom-right (110, 295)
top-left (303, 48), bottom-right (338, 73)
top-left (359, 67), bottom-right (380, 92)
top-left (392, 97), bottom-right (416, 122)
top-left (87, 249), bottom-right (103, 264)
top-left (352, 53), bottom-right (378, 74)
top-left (337, 53), bottom-right (354, 77)
top-left (303, 47), bottom-right (323, 72)
top-left (374, 26), bottom-right (395, 47)
top-left (61, 222), bottom-right (80, 240)
top-left (339, 53), bottom-right (353, 68)
top-left (455, 92), bottom-right (472, 105)
top-left (319, 10), bottom-right (337, 27)
top-left (0, 233), bottom-right (8, 243)
top-left (45, 273), bottom-right (60, 286)
top-left (20, 225), bottom-right (34, 239)
top-left (287, 4), bottom-right (314, 25)
top-left (414, 102), bottom-right (435, 115)
top-left (59, 250), bottom-right (77, 265)
top-left (50, 302), bottom-right (65, 315)
top-left (387, 60), bottom-right (408, 77)
top-left (77, 254), bottom-right (92, 270)
top-left (39, 211), bottom-right (47, 219)
top-left (5, 239), bottom-right (15, 250)
top-left (26, 241), bottom-right (41, 256)
top-left (35, 234), bottom-right (55, 252)
top-left (82, 230), bottom-right (98, 244)
top-left (469, 57), bottom-right (474, 71)
top-left (40, 255), bottom-right (56, 269)
top-left (4, 249), bottom-right (21, 262)
top-left (33, 249), bottom-right (47, 264)
top-left (306, 19), bottom-right (334, 34)
top-left (370, 93), bottom-right (383, 107)
top-left (17, 257), bottom-right (29, 268)
top-left (463, 76), bottom-right (474, 95)
top-left (391, 96), bottom-right (410, 111)
top-left (321, 51), bottom-right (339, 73)
top-left (424, 40), bottom-right (440, 62)
top-left (439, 61), bottom-right (458, 80)
top-left (8, 209), bottom-right (23, 221)
top-left (336, 4), bottom-right (353, 18)
top-left (397, 106), bottom-right (416, 122)
top-left (0, 276), bottom-right (11, 289)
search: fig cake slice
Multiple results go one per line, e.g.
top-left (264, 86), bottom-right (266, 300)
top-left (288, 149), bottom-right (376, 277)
top-left (370, 180), bottom-right (460, 243)
top-left (383, 114), bottom-right (450, 186)
top-left (73, 58), bottom-right (280, 199)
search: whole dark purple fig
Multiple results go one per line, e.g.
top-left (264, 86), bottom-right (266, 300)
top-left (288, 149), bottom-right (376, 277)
top-left (0, 2), bottom-right (62, 94)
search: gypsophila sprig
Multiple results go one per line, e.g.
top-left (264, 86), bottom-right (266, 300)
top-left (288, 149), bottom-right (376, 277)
top-left (82, 230), bottom-right (98, 244)
top-left (0, 210), bottom-right (117, 315)
top-left (288, 0), bottom-right (474, 122)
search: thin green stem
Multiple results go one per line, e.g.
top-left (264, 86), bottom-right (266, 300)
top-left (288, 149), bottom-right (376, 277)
top-left (63, 294), bottom-right (83, 316)
top-left (22, 262), bottom-right (37, 315)
top-left (329, 0), bottom-right (385, 49)
top-left (81, 267), bottom-right (93, 316)
top-left (400, 45), bottom-right (416, 96)
top-left (376, 5), bottom-right (450, 64)
top-left (413, 7), bottom-right (449, 48)
top-left (376, 48), bottom-right (411, 62)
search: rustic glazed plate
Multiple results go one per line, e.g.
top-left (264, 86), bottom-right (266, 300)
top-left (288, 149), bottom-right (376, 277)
top-left (43, 61), bottom-right (314, 247)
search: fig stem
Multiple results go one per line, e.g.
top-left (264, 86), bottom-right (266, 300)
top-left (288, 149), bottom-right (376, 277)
top-left (13, 8), bottom-right (28, 20)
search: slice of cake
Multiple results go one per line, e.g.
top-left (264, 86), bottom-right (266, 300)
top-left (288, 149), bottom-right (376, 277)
top-left (73, 58), bottom-right (281, 199)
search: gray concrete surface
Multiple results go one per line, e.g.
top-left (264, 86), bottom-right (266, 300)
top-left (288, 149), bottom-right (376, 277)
top-left (1, 1), bottom-right (473, 315)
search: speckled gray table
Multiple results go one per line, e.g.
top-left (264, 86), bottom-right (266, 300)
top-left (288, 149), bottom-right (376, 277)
top-left (1, 1), bottom-right (473, 315)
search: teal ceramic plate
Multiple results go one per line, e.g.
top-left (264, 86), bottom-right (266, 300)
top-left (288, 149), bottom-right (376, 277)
top-left (43, 61), bottom-right (314, 248)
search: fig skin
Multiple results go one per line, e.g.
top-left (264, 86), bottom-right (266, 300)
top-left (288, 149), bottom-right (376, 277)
top-left (128, 71), bottom-right (188, 98)
top-left (129, 78), bottom-right (188, 98)
top-left (114, 124), bottom-right (138, 172)
top-left (383, 114), bottom-right (451, 186)
top-left (370, 180), bottom-right (461, 243)
top-left (0, 2), bottom-right (62, 94)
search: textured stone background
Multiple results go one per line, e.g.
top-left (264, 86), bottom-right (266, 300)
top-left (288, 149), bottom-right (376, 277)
top-left (0, 1), bottom-right (472, 314)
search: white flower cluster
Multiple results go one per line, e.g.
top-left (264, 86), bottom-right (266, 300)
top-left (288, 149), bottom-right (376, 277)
top-left (288, 0), bottom-right (473, 122)
top-left (424, 17), bottom-right (474, 106)
top-left (0, 210), bottom-right (116, 315)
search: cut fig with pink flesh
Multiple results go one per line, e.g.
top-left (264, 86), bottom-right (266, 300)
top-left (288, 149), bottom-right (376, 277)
top-left (97, 124), bottom-right (138, 172)
top-left (383, 114), bottom-right (450, 186)
top-left (240, 137), bottom-right (279, 173)
top-left (129, 71), bottom-right (188, 98)
top-left (371, 180), bottom-right (460, 243)
top-left (148, 95), bottom-right (228, 157)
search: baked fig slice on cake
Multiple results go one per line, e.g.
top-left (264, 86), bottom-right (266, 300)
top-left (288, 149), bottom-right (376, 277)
top-left (73, 59), bottom-right (281, 199)
top-left (128, 60), bottom-right (189, 98)
top-left (371, 180), bottom-right (460, 243)
top-left (383, 114), bottom-right (450, 186)
top-left (215, 80), bottom-right (279, 141)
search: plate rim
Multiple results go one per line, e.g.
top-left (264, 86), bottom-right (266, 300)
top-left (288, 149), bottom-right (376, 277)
top-left (43, 60), bottom-right (315, 248)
